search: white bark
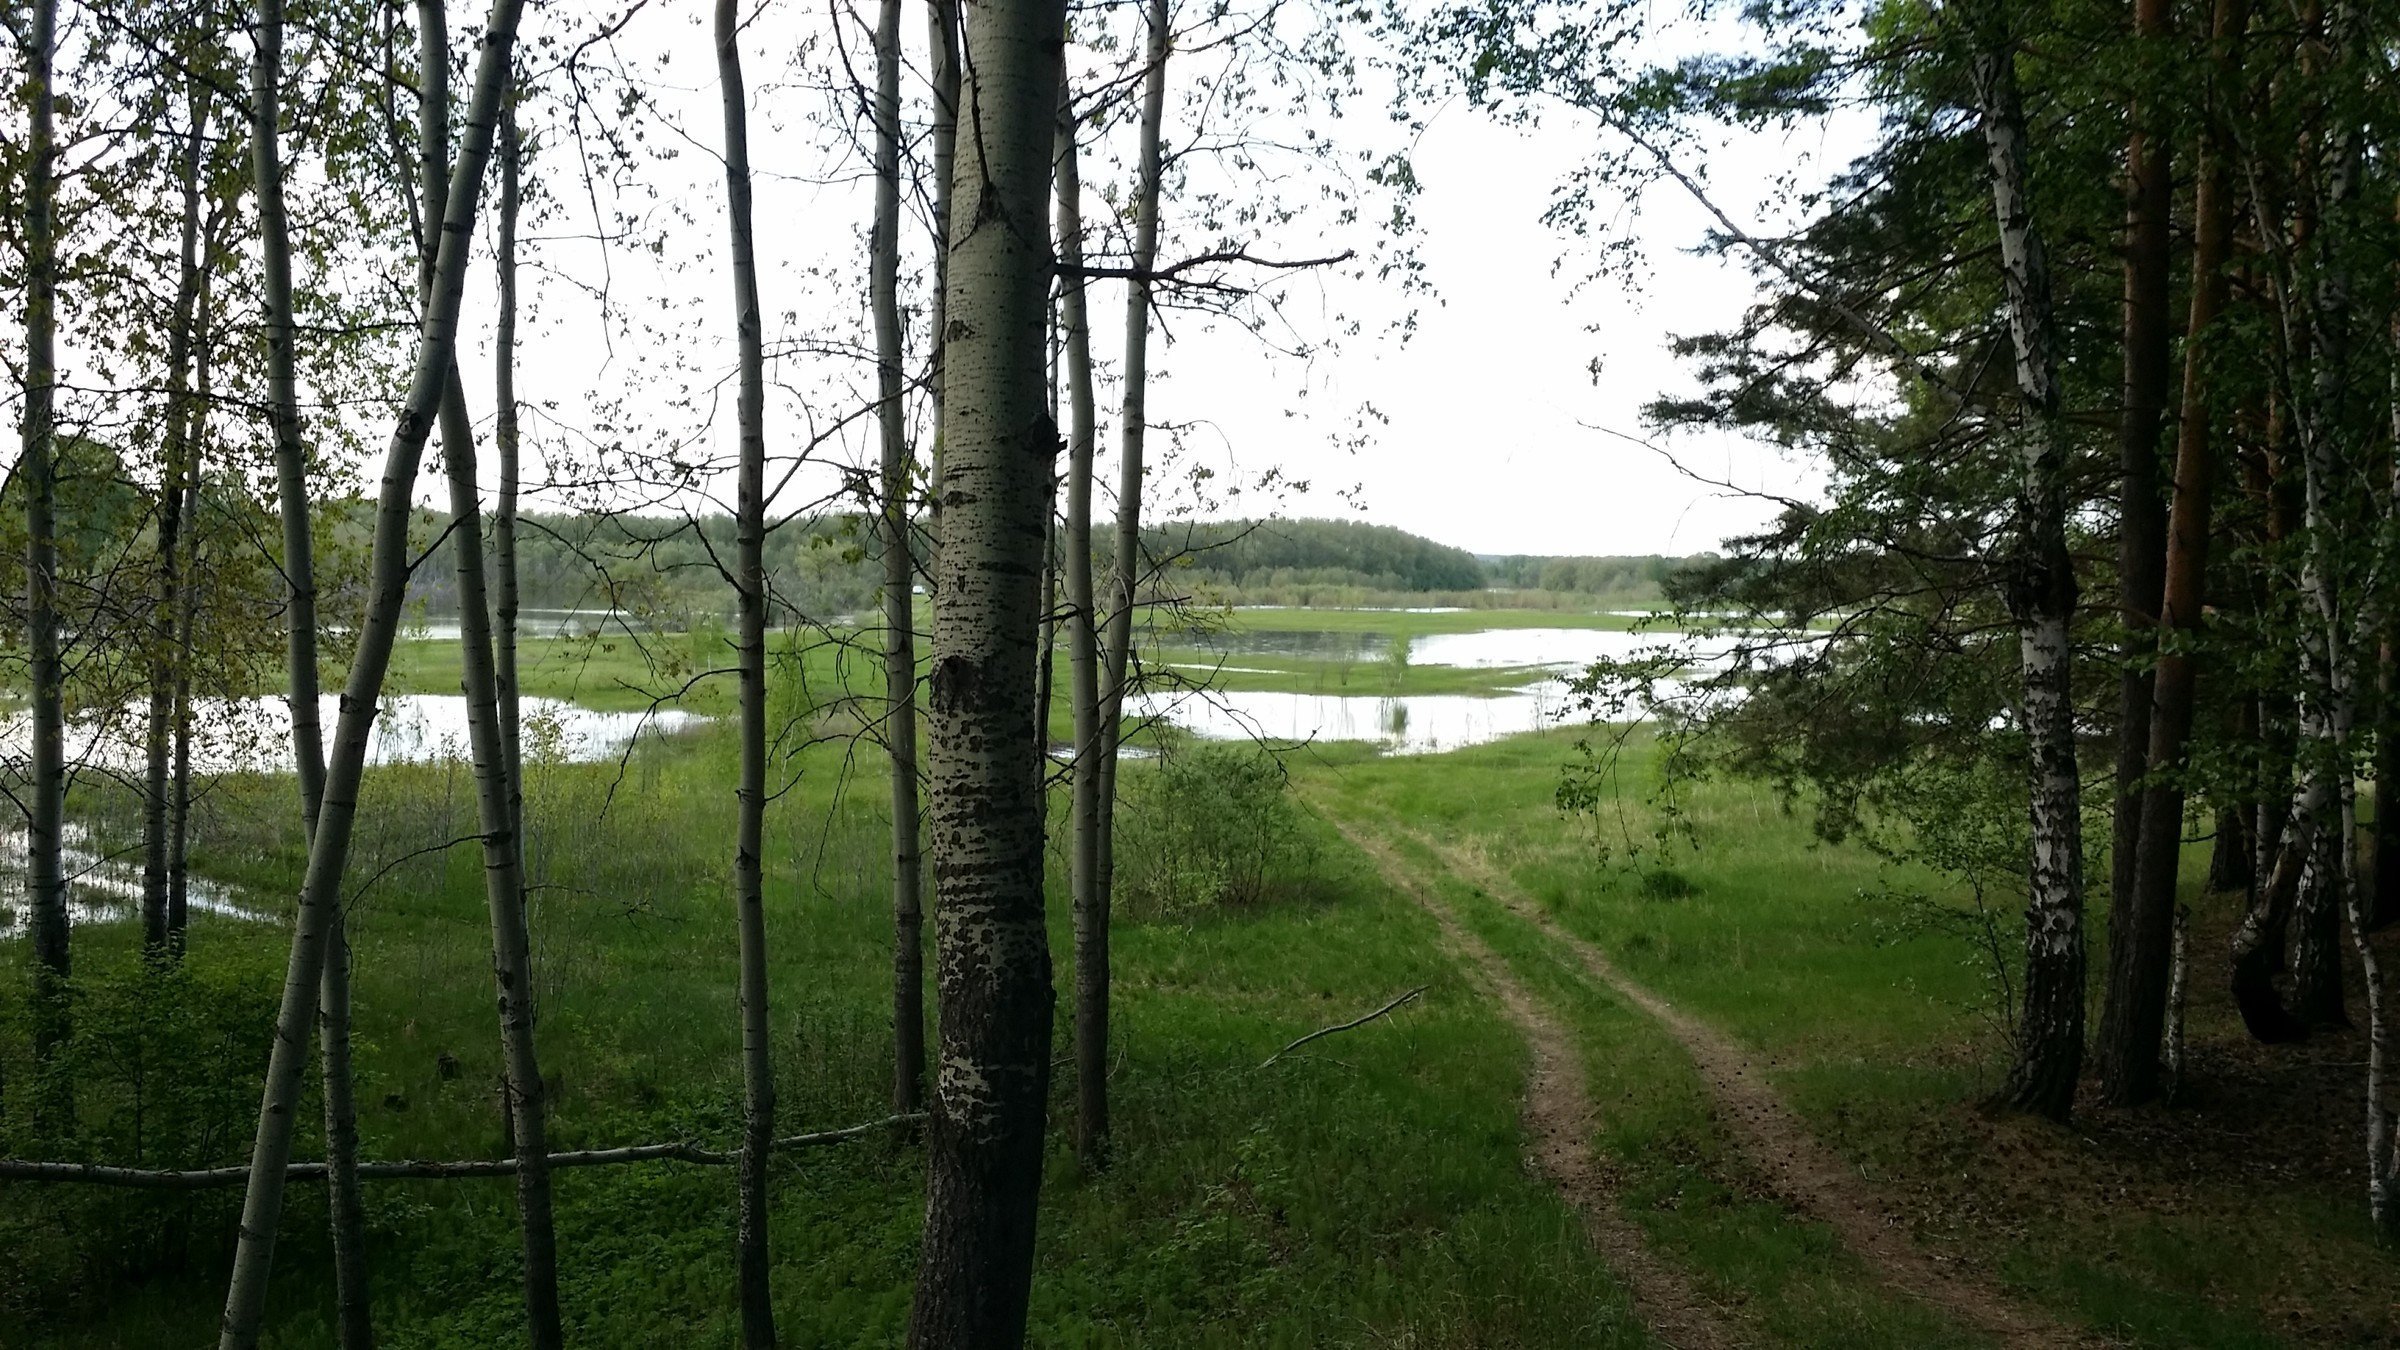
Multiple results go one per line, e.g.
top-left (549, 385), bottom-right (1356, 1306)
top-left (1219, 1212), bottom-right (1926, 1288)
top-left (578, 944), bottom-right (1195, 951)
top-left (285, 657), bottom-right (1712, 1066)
top-left (217, 4), bottom-right (526, 1342)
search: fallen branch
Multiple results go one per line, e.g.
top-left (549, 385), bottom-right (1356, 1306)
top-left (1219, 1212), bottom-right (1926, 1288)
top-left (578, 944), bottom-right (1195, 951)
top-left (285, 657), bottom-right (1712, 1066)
top-left (1259, 987), bottom-right (1427, 1068)
top-left (0, 1112), bottom-right (925, 1191)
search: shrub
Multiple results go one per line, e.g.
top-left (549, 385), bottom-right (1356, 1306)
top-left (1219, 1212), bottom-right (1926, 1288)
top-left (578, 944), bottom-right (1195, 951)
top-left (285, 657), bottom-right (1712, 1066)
top-left (1117, 744), bottom-right (1318, 918)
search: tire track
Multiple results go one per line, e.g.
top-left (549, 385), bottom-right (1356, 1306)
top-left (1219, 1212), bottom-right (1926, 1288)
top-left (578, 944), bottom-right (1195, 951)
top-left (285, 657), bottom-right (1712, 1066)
top-left (1412, 829), bottom-right (2108, 1350)
top-left (1329, 816), bottom-right (1745, 1350)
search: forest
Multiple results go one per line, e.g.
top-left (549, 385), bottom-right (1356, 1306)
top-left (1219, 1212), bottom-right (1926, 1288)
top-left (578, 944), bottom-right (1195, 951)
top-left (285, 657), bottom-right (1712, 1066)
top-left (5, 0), bottom-right (2400, 1345)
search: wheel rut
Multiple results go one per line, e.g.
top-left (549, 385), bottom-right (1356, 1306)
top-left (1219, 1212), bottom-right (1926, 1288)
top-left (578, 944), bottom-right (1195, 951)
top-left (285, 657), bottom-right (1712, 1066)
top-left (1328, 816), bottom-right (1745, 1350)
top-left (1407, 828), bottom-right (2111, 1350)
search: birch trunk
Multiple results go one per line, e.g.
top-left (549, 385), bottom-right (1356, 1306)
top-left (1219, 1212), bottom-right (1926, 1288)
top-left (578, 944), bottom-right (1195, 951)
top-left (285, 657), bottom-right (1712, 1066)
top-left (2099, 0), bottom-right (2249, 1106)
top-left (217, 5), bottom-right (524, 1342)
top-left (413, 4), bottom-right (563, 1326)
top-left (496, 103), bottom-right (524, 861)
top-left (2108, 0), bottom-right (2173, 942)
top-left (1973, 22), bottom-right (2088, 1122)
top-left (904, 0), bottom-right (1065, 1337)
top-left (714, 5), bottom-right (781, 1341)
top-left (251, 3), bottom-right (374, 1334)
top-left (436, 371), bottom-right (563, 1348)
top-left (18, 0), bottom-right (69, 1121)
top-left (873, 0), bottom-right (926, 1118)
top-left (1055, 77), bottom-right (1107, 1171)
top-left (924, 0), bottom-right (961, 500)
top-left (143, 89), bottom-right (212, 958)
top-left (1084, 0), bottom-right (1171, 1163)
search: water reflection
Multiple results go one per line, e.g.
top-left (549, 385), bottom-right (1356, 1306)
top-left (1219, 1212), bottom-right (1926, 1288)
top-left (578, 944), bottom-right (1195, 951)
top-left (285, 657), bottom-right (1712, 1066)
top-left (0, 695), bottom-right (701, 778)
top-left (0, 821), bottom-right (268, 939)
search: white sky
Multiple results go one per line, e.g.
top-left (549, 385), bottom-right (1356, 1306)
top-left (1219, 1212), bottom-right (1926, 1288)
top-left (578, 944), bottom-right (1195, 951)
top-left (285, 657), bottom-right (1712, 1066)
top-left (435, 0), bottom-right (1863, 560)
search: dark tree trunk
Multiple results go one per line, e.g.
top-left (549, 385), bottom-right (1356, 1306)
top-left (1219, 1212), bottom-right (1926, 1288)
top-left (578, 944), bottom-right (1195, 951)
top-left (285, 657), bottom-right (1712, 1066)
top-left (905, 0), bottom-right (1066, 1338)
top-left (19, 0), bottom-right (70, 1129)
top-left (2109, 0), bottom-right (2174, 963)
top-left (2098, 0), bottom-right (2250, 1107)
top-left (874, 0), bottom-right (926, 1117)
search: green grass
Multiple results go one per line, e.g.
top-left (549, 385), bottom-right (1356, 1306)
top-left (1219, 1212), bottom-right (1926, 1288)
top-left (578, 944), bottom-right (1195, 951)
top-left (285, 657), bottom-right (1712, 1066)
top-left (1303, 729), bottom-right (2373, 1349)
top-left (2, 725), bottom-right (1648, 1348)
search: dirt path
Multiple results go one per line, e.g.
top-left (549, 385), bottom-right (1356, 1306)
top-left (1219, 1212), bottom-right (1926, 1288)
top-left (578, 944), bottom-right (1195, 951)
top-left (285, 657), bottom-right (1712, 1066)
top-left (1409, 829), bottom-right (2109, 1350)
top-left (1330, 817), bottom-right (1745, 1350)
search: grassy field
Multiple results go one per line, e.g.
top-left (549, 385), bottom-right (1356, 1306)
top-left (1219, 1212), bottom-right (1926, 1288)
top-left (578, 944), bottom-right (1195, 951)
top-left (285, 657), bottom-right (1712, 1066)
top-left (2, 725), bottom-right (1646, 1347)
top-left (1304, 731), bottom-right (2397, 1348)
top-left (7, 608), bottom-right (2390, 1346)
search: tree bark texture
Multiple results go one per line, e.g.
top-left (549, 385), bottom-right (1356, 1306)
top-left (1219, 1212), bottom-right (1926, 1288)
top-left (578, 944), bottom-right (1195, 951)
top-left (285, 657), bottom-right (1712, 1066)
top-left (1974, 22), bottom-right (2088, 1122)
top-left (904, 0), bottom-right (1066, 1339)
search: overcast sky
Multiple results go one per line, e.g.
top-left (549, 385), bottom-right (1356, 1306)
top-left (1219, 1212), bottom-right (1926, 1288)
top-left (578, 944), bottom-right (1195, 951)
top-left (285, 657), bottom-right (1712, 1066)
top-left (442, 0), bottom-right (1866, 560)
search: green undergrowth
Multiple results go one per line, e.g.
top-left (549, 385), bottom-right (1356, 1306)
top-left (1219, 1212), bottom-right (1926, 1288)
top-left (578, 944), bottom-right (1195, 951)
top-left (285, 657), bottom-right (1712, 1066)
top-left (3, 723), bottom-right (1644, 1348)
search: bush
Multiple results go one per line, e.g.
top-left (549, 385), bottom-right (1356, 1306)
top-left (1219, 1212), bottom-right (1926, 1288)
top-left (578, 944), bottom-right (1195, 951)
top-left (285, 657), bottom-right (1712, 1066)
top-left (1117, 744), bottom-right (1318, 918)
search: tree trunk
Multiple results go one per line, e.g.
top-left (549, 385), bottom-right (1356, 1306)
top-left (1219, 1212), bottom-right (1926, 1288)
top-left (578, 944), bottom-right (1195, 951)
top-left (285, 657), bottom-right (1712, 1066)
top-left (143, 88), bottom-right (211, 959)
top-left (419, 3), bottom-right (562, 1322)
top-left (2098, 0), bottom-right (2249, 1107)
top-left (874, 0), bottom-right (926, 1119)
top-left (904, 0), bottom-right (1065, 1338)
top-left (923, 0), bottom-right (961, 514)
top-left (715, 5), bottom-right (780, 1342)
top-left (2109, 0), bottom-right (2174, 964)
top-left (1084, 0), bottom-right (1172, 1163)
top-left (496, 103), bottom-right (525, 864)
top-left (437, 369), bottom-right (564, 1348)
top-left (217, 5), bottom-right (525, 1343)
top-left (1056, 75), bottom-right (1108, 1172)
top-left (252, 3), bottom-right (373, 1335)
top-left (18, 0), bottom-right (70, 1130)
top-left (2206, 805), bottom-right (2253, 893)
top-left (1973, 19), bottom-right (2088, 1122)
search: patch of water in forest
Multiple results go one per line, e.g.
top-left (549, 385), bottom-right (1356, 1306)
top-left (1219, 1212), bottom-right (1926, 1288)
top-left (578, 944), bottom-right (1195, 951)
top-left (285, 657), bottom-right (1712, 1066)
top-left (0, 695), bottom-right (702, 779)
top-left (0, 821), bottom-right (269, 939)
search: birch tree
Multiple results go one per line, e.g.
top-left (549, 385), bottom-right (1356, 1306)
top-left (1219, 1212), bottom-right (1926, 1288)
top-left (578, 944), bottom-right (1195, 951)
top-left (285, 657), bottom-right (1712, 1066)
top-left (17, 0), bottom-right (69, 1124)
top-left (216, 2), bottom-right (526, 1341)
top-left (906, 0), bottom-right (1067, 1337)
top-left (1971, 7), bottom-right (2087, 1122)
top-left (248, 0), bottom-right (376, 1331)
top-left (715, 2), bottom-right (780, 1341)
top-left (873, 0), bottom-right (927, 1117)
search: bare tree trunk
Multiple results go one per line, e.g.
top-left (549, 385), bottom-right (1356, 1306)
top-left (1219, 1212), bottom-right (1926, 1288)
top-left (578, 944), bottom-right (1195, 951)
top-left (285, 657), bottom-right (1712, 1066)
top-left (168, 402), bottom-right (201, 954)
top-left (1974, 17), bottom-right (2088, 1122)
top-left (923, 0), bottom-right (961, 510)
top-left (2099, 0), bottom-right (2249, 1107)
top-left (251, 3), bottom-right (373, 1336)
top-left (1055, 77), bottom-right (1107, 1172)
top-left (715, 5), bottom-right (780, 1342)
top-left (904, 0), bottom-right (1065, 1337)
top-left (18, 0), bottom-right (69, 1131)
top-left (1084, 0), bottom-right (1171, 1164)
top-left (217, 5), bottom-right (525, 1343)
top-left (437, 371), bottom-right (564, 1348)
top-left (143, 88), bottom-right (212, 959)
top-left (496, 103), bottom-right (525, 862)
top-left (873, 0), bottom-right (926, 1119)
top-left (2109, 0), bottom-right (2173, 959)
